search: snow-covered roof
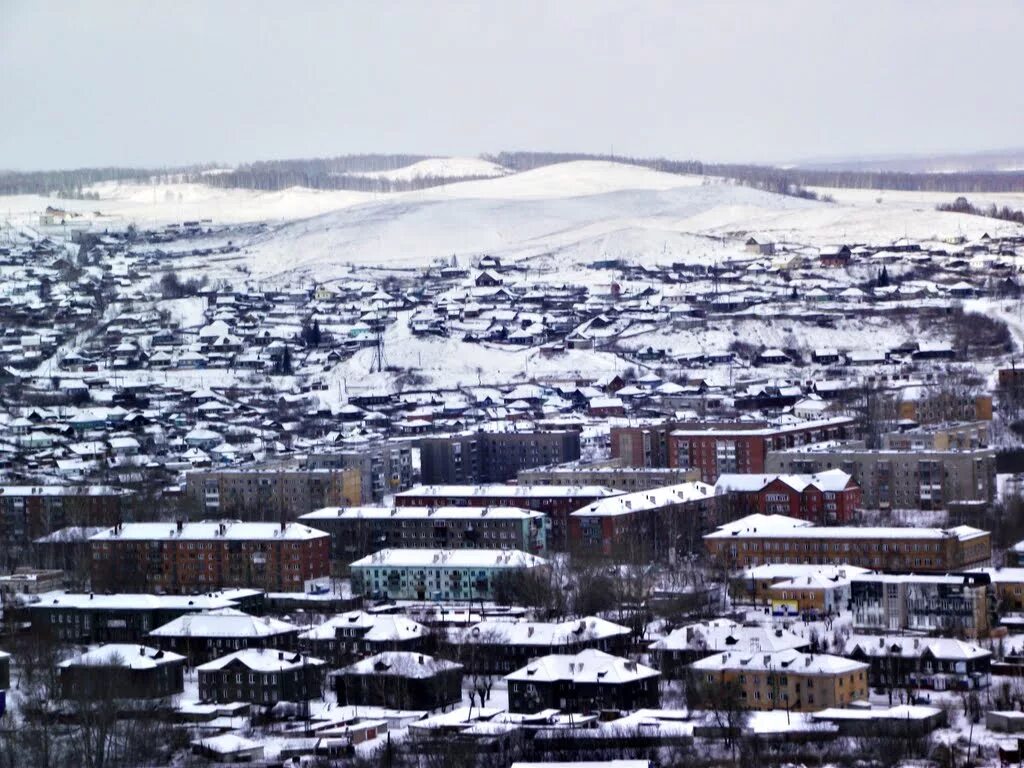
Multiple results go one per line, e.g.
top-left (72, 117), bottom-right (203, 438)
top-left (462, 617), bottom-right (630, 647)
top-left (705, 513), bottom-right (987, 542)
top-left (571, 482), bottom-right (714, 518)
top-left (150, 608), bottom-right (297, 638)
top-left (299, 505), bottom-right (544, 522)
top-left (196, 648), bottom-right (325, 673)
top-left (714, 469), bottom-right (853, 494)
top-left (299, 612), bottom-right (425, 642)
top-left (843, 634), bottom-right (990, 661)
top-left (691, 648), bottom-right (867, 676)
top-left (90, 520), bottom-right (329, 542)
top-left (506, 648), bottom-right (658, 684)
top-left (651, 621), bottom-right (809, 654)
top-left (351, 548), bottom-right (547, 570)
top-left (59, 643), bottom-right (185, 670)
top-left (396, 484), bottom-right (622, 499)
top-left (30, 590), bottom-right (244, 611)
top-left (334, 651), bottom-right (460, 678)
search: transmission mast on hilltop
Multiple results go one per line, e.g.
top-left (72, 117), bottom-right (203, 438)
top-left (371, 325), bottom-right (387, 373)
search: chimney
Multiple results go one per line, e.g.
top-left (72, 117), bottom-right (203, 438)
top-left (176, 519), bottom-right (183, 534)
top-left (528, 626), bottom-right (534, 638)
top-left (418, 655), bottom-right (424, 665)
top-left (279, 651), bottom-right (284, 660)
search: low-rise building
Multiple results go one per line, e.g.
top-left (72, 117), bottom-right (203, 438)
top-left (332, 652), bottom-right (463, 711)
top-left (298, 505), bottom-right (549, 564)
top-left (849, 573), bottom-right (993, 637)
top-left (197, 648), bottom-right (326, 706)
top-left (704, 513), bottom-right (991, 573)
top-left (349, 549), bottom-right (548, 602)
top-left (732, 564), bottom-right (869, 605)
top-left (447, 617), bottom-right (632, 675)
top-left (0, 568), bottom-right (64, 602)
top-left (58, 644), bottom-right (185, 700)
top-left (506, 649), bottom-right (660, 714)
top-left (766, 571), bottom-right (852, 617)
top-left (149, 608), bottom-right (300, 665)
top-left (29, 590), bottom-right (262, 643)
top-left (843, 634), bottom-right (991, 692)
top-left (690, 649), bottom-right (869, 711)
top-left (298, 611), bottom-right (428, 666)
top-left (568, 482), bottom-right (718, 561)
top-left (649, 619), bottom-right (809, 678)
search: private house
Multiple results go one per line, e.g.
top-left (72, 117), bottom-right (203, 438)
top-left (332, 652), bottom-right (464, 711)
top-left (505, 649), bottom-right (660, 714)
top-left (58, 644), bottom-right (186, 700)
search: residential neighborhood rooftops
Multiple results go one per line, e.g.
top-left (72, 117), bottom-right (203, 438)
top-left (90, 520), bottom-right (329, 541)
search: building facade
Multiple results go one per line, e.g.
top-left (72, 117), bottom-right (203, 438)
top-left (299, 505), bottom-right (549, 565)
top-left (394, 485), bottom-right (623, 552)
top-left (305, 441), bottom-right (414, 502)
top-left (690, 649), bottom-right (869, 712)
top-left (349, 548), bottom-right (548, 602)
top-left (518, 462), bottom-right (700, 491)
top-left (849, 573), bottom-right (993, 637)
top-left (568, 482), bottom-right (719, 561)
top-left (197, 648), bottom-right (326, 706)
top-left (418, 430), bottom-right (581, 485)
top-left (89, 521), bottom-right (331, 593)
top-left (766, 444), bottom-right (997, 511)
top-left (704, 514), bottom-right (991, 573)
top-left (715, 470), bottom-right (861, 524)
top-left (184, 468), bottom-right (362, 520)
top-left (58, 644), bottom-right (186, 700)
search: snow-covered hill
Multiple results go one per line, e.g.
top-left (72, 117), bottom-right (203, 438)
top-left (352, 157), bottom-right (509, 181)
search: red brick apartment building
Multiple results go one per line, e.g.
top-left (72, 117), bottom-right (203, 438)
top-left (611, 417), bottom-right (856, 483)
top-left (715, 469), bottom-right (862, 524)
top-left (89, 520), bottom-right (330, 593)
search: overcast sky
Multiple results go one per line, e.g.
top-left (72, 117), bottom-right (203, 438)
top-left (2, 1), bottom-right (1022, 171)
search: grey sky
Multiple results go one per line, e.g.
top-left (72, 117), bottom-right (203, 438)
top-left (2, 0), bottom-right (1022, 170)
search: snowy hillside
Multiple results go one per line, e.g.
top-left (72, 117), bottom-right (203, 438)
top-left (352, 156), bottom-right (509, 181)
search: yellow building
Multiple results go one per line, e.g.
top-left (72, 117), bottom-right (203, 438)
top-left (690, 648), bottom-right (869, 712)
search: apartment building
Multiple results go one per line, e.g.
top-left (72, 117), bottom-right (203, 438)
top-left (690, 649), bottom-right (869, 711)
top-left (418, 429), bottom-right (581, 484)
top-left (349, 548), bottom-right (548, 601)
top-left (849, 573), bottom-right (993, 637)
top-left (715, 469), bottom-right (862, 524)
top-left (197, 648), bottom-right (327, 706)
top-left (299, 505), bottom-right (548, 564)
top-left (89, 520), bottom-right (331, 593)
top-left (765, 442), bottom-right (996, 511)
top-left (185, 467), bottom-right (362, 520)
top-left (58, 644), bottom-right (186, 701)
top-left (894, 389), bottom-right (992, 424)
top-left (305, 441), bottom-right (414, 501)
top-left (568, 482), bottom-right (718, 561)
top-left (609, 417), bottom-right (857, 481)
top-left (882, 421), bottom-right (990, 451)
top-left (704, 513), bottom-right (991, 573)
top-left (395, 484), bottom-right (623, 552)
top-left (0, 485), bottom-right (134, 552)
top-left (518, 461), bottom-right (699, 491)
